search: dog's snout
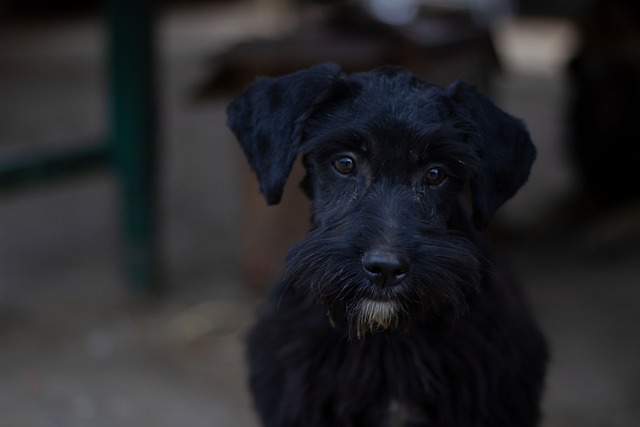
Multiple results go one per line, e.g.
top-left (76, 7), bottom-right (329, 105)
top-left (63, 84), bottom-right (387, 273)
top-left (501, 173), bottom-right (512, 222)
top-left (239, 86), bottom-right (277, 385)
top-left (362, 250), bottom-right (409, 287)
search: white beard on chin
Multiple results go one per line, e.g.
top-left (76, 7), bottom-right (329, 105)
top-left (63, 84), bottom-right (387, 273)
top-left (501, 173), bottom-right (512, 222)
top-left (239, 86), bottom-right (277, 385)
top-left (354, 299), bottom-right (399, 340)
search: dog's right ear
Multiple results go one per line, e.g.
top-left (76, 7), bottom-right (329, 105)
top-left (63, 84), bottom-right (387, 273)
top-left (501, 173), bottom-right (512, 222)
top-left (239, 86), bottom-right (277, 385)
top-left (227, 63), bottom-right (342, 205)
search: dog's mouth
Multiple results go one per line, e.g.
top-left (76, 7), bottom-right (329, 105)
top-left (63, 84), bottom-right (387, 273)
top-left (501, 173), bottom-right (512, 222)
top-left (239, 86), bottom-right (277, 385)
top-left (348, 299), bottom-right (401, 340)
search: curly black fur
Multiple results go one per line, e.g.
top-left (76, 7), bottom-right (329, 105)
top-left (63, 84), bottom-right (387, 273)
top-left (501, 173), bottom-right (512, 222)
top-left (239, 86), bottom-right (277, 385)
top-left (227, 64), bottom-right (547, 427)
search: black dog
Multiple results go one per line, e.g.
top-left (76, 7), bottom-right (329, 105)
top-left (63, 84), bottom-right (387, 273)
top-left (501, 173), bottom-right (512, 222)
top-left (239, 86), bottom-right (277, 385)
top-left (227, 64), bottom-right (547, 427)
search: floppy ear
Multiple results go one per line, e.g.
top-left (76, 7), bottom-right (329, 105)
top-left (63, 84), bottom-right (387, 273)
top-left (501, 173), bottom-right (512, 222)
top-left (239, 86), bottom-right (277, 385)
top-left (446, 82), bottom-right (536, 229)
top-left (227, 63), bottom-right (342, 205)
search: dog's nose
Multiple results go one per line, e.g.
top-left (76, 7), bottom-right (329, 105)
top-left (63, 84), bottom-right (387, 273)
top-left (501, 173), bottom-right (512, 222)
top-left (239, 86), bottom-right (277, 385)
top-left (362, 250), bottom-right (409, 287)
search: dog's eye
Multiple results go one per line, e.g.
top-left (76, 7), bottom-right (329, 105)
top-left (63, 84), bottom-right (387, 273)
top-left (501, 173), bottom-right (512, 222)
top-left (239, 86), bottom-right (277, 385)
top-left (333, 156), bottom-right (356, 175)
top-left (425, 167), bottom-right (445, 186)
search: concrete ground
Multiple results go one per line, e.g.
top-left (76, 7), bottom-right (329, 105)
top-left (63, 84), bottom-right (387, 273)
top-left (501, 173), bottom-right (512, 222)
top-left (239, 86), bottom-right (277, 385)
top-left (1, 4), bottom-right (639, 427)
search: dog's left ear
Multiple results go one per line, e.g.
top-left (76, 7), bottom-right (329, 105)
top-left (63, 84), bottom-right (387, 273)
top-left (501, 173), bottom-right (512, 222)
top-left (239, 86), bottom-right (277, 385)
top-left (446, 81), bottom-right (536, 229)
top-left (227, 63), bottom-right (342, 205)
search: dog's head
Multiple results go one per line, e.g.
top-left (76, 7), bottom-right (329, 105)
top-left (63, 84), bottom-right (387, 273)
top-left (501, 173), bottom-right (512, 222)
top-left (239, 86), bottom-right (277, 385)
top-left (228, 64), bottom-right (535, 338)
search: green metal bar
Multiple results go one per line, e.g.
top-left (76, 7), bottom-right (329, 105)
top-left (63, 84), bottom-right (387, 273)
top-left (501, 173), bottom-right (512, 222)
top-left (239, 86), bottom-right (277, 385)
top-left (0, 143), bottom-right (109, 190)
top-left (107, 0), bottom-right (159, 291)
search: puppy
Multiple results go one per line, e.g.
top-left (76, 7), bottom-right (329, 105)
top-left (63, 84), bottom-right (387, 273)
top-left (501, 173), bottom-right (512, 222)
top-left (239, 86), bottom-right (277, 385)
top-left (227, 64), bottom-right (547, 427)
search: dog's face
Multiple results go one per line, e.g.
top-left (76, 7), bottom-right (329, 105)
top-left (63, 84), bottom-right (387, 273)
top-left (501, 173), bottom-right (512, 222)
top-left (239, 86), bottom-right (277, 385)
top-left (228, 64), bottom-right (535, 339)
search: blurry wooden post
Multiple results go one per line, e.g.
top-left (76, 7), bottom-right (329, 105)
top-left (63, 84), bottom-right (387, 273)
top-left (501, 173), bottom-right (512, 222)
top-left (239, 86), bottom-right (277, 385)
top-left (240, 158), bottom-right (309, 291)
top-left (107, 0), bottom-right (159, 291)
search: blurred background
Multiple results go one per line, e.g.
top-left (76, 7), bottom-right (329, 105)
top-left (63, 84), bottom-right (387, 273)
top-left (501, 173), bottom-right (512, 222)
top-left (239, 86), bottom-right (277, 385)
top-left (0, 0), bottom-right (639, 426)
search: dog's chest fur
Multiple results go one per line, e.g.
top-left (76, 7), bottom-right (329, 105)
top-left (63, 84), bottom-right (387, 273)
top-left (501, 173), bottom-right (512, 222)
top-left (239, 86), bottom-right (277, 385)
top-left (248, 275), bottom-right (545, 427)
